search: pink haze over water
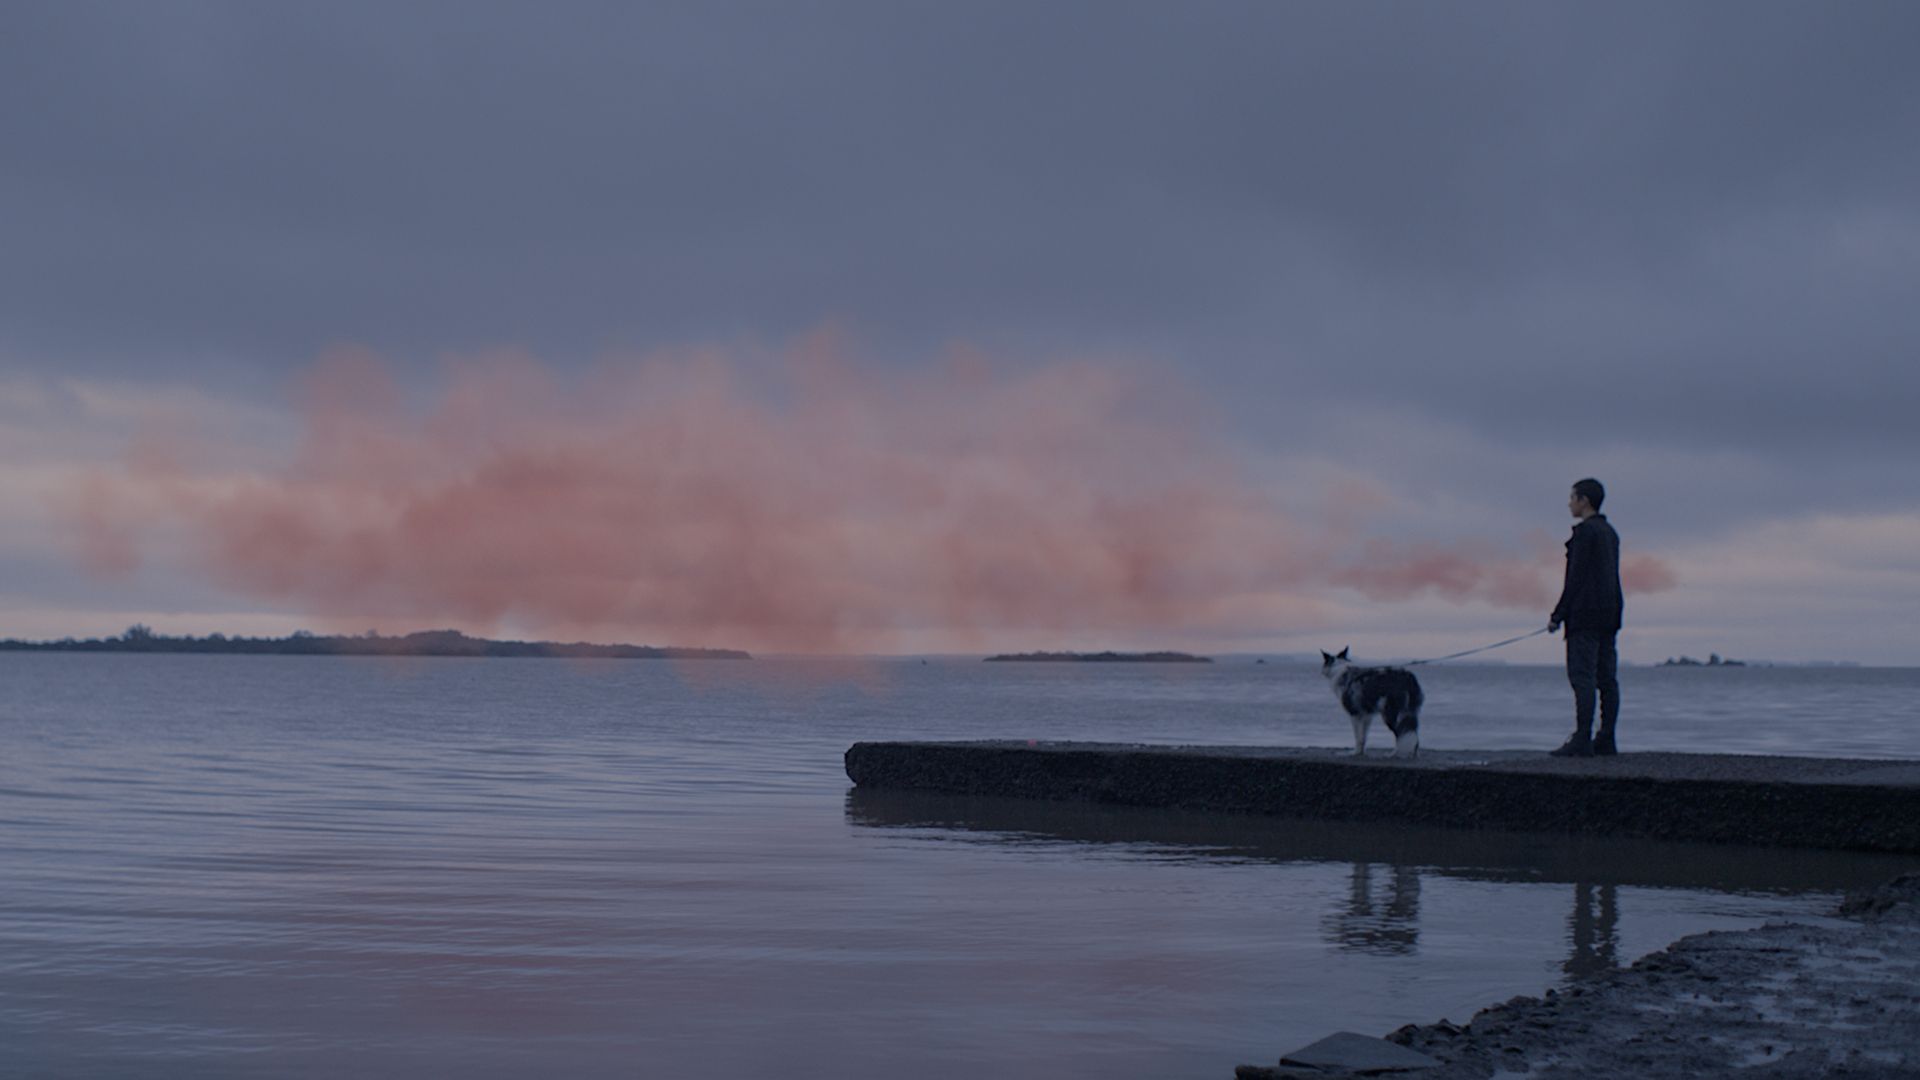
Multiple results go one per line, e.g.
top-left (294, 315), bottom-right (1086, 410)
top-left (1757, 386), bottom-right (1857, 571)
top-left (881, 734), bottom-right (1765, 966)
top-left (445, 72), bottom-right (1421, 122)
top-left (61, 337), bottom-right (1676, 653)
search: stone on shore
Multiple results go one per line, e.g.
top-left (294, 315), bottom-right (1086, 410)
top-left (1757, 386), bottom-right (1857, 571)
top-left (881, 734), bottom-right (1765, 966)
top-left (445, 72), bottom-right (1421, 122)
top-left (1282, 1031), bottom-right (1440, 1072)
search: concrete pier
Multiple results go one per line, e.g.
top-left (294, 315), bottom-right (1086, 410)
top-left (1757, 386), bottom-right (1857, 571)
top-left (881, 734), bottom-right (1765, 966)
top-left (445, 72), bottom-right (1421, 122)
top-left (843, 741), bottom-right (1920, 853)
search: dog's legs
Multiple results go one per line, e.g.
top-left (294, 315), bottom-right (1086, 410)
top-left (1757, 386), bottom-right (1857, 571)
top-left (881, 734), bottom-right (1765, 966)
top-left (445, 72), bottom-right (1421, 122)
top-left (1387, 696), bottom-right (1420, 760)
top-left (1393, 725), bottom-right (1419, 760)
top-left (1351, 713), bottom-right (1370, 757)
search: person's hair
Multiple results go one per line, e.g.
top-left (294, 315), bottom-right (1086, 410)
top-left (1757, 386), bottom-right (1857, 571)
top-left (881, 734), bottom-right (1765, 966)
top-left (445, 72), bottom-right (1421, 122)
top-left (1572, 477), bottom-right (1606, 512)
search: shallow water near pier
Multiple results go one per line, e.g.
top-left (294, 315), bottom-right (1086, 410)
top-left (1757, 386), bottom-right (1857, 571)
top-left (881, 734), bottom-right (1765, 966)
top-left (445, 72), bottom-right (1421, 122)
top-left (3, 654), bottom-right (1917, 1078)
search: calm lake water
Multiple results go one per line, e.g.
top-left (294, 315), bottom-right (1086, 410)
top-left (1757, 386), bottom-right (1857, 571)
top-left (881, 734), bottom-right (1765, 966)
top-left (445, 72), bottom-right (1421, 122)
top-left (3, 654), bottom-right (1917, 1079)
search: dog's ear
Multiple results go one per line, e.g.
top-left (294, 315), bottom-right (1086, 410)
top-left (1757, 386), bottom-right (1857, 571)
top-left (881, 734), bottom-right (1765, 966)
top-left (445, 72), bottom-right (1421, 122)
top-left (1320, 650), bottom-right (1331, 664)
top-left (1337, 647), bottom-right (1350, 660)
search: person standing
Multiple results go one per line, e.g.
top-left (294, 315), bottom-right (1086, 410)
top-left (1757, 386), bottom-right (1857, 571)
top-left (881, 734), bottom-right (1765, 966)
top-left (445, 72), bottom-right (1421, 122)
top-left (1548, 478), bottom-right (1623, 757)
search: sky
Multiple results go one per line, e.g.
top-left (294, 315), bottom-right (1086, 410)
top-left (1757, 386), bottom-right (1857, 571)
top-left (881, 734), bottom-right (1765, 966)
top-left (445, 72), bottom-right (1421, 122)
top-left (3, 1), bottom-right (1917, 663)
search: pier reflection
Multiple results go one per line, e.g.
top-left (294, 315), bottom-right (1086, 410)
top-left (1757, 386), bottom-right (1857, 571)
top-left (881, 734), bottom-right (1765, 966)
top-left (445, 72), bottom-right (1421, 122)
top-left (846, 788), bottom-right (1906, 973)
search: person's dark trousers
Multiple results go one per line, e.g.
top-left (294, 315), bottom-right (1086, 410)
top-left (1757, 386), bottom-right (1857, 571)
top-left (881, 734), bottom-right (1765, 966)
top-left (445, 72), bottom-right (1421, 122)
top-left (1566, 630), bottom-right (1620, 750)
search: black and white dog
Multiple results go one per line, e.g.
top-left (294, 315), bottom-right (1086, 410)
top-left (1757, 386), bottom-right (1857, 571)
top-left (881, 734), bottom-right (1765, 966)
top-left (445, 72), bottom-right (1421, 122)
top-left (1320, 647), bottom-right (1424, 759)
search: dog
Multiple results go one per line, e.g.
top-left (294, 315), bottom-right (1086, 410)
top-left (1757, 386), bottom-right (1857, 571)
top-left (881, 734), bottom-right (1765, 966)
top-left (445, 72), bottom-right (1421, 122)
top-left (1320, 647), bottom-right (1424, 759)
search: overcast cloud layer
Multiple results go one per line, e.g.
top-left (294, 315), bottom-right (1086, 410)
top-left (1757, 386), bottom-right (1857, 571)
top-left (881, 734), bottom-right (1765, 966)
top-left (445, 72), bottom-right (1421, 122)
top-left (3, 2), bottom-right (1917, 662)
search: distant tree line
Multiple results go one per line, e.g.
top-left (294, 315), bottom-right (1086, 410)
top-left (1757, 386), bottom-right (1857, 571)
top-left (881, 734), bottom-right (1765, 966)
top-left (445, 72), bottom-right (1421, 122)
top-left (0, 625), bottom-right (750, 660)
top-left (1659, 653), bottom-right (1746, 668)
top-left (983, 650), bottom-right (1212, 663)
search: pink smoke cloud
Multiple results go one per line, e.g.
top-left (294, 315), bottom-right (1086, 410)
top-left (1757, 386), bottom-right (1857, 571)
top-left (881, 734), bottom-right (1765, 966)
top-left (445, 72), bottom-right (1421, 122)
top-left (59, 338), bottom-right (1678, 652)
top-left (1622, 553), bottom-right (1680, 594)
top-left (1333, 538), bottom-right (1561, 609)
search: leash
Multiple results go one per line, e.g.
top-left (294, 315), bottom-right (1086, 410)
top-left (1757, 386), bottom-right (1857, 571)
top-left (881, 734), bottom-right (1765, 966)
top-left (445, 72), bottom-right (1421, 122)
top-left (1404, 625), bottom-right (1553, 666)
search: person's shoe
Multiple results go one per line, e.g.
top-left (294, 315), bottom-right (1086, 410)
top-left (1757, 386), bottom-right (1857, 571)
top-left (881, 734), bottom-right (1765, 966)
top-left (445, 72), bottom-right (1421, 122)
top-left (1592, 733), bottom-right (1618, 756)
top-left (1550, 735), bottom-right (1594, 758)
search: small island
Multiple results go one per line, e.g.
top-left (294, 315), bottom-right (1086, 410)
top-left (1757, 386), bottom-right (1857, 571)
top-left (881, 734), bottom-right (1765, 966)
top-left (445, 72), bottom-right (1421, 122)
top-left (0, 625), bottom-right (750, 660)
top-left (983, 650), bottom-right (1212, 663)
top-left (1660, 653), bottom-right (1746, 667)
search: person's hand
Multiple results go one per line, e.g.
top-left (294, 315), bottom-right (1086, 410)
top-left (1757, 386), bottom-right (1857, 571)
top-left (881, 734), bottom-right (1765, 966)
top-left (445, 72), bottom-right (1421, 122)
top-left (1547, 619), bottom-right (1560, 634)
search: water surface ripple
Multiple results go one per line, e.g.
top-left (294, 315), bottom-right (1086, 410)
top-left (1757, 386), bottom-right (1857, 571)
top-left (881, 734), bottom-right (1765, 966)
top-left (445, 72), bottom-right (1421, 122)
top-left (3, 655), bottom-right (1915, 1078)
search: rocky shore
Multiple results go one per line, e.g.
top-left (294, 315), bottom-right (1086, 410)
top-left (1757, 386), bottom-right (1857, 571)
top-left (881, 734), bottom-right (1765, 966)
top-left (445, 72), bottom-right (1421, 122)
top-left (1238, 873), bottom-right (1920, 1079)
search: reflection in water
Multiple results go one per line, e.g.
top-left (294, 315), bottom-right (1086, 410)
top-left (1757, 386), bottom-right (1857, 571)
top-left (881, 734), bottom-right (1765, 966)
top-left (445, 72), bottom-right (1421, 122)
top-left (847, 788), bottom-right (1909, 980)
top-left (1565, 882), bottom-right (1621, 978)
top-left (1326, 862), bottom-right (1422, 955)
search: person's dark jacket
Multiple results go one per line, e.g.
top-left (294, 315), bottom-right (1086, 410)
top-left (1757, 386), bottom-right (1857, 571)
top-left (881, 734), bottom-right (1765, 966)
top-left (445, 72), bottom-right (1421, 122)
top-left (1551, 514), bottom-right (1623, 633)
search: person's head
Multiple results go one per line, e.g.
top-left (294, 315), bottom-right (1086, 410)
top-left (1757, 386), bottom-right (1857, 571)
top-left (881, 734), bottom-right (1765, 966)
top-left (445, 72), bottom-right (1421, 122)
top-left (1569, 477), bottom-right (1605, 518)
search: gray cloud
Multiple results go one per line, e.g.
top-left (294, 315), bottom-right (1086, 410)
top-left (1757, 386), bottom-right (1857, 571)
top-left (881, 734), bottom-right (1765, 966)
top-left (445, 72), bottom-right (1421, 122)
top-left (3, 1), bottom-right (1917, 510)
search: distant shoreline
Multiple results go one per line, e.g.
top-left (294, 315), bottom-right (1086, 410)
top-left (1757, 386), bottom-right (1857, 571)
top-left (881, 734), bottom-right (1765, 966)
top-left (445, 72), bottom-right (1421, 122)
top-left (983, 650), bottom-right (1212, 663)
top-left (0, 626), bottom-right (750, 660)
